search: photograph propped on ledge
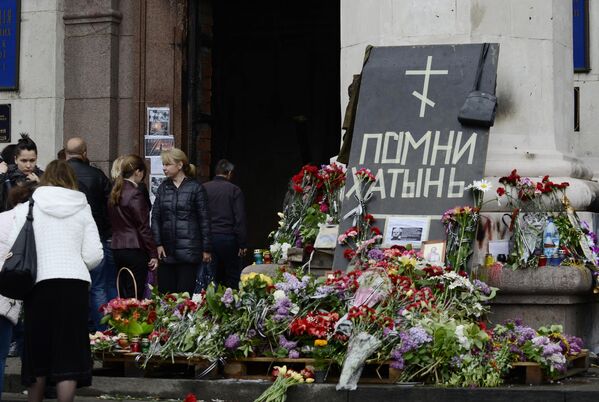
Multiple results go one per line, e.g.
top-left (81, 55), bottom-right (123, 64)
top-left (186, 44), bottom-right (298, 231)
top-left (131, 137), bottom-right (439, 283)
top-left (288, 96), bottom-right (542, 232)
top-left (382, 215), bottom-right (430, 248)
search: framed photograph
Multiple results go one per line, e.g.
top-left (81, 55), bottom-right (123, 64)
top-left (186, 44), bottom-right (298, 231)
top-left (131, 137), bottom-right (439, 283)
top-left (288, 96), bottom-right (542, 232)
top-left (146, 107), bottom-right (170, 136)
top-left (383, 216), bottom-right (430, 248)
top-left (421, 240), bottom-right (446, 264)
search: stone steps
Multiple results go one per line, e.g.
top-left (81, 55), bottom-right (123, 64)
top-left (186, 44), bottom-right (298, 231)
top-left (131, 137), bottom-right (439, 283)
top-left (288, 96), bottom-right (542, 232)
top-left (4, 358), bottom-right (599, 402)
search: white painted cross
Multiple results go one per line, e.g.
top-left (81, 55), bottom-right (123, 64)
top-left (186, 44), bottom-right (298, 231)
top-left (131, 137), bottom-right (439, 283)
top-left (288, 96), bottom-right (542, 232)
top-left (405, 56), bottom-right (448, 118)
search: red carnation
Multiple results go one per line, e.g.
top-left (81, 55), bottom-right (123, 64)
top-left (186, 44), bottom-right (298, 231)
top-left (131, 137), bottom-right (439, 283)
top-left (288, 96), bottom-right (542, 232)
top-left (371, 226), bottom-right (382, 235)
top-left (496, 187), bottom-right (505, 196)
top-left (184, 393), bottom-right (197, 402)
top-left (293, 184), bottom-right (303, 193)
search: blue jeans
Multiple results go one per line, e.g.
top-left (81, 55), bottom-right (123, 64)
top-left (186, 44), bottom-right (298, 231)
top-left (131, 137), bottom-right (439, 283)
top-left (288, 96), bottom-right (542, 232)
top-left (0, 316), bottom-right (13, 399)
top-left (103, 240), bottom-right (117, 302)
top-left (89, 240), bottom-right (112, 332)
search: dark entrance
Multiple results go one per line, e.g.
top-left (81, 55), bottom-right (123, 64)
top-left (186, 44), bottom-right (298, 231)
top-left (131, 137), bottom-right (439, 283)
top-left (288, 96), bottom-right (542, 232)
top-left (209, 0), bottom-right (341, 252)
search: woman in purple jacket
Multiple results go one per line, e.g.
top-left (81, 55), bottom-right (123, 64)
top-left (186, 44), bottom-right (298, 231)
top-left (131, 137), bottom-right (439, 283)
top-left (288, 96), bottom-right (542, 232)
top-left (108, 154), bottom-right (158, 299)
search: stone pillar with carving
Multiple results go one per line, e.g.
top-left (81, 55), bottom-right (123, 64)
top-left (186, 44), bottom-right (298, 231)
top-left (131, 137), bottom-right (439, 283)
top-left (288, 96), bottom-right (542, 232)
top-left (63, 0), bottom-right (121, 173)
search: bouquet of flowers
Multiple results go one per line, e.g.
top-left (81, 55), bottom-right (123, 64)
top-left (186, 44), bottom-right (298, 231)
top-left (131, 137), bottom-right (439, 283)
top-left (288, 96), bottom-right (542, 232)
top-left (442, 180), bottom-right (492, 272)
top-left (255, 365), bottom-right (314, 402)
top-left (496, 170), bottom-right (570, 267)
top-left (99, 298), bottom-right (156, 338)
top-left (319, 162), bottom-right (346, 223)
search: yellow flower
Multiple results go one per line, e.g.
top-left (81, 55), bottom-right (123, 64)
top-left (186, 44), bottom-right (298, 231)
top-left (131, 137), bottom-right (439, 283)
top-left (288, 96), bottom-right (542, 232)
top-left (314, 339), bottom-right (328, 347)
top-left (306, 378), bottom-right (315, 384)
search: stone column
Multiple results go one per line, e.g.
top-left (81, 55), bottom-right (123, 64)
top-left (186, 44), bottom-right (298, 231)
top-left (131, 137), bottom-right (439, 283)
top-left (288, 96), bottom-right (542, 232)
top-left (63, 0), bottom-right (121, 172)
top-left (340, 0), bottom-right (598, 209)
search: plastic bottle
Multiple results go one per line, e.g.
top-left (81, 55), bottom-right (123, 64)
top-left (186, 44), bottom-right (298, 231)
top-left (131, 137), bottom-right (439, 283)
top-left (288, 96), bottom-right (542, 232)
top-left (543, 218), bottom-right (560, 258)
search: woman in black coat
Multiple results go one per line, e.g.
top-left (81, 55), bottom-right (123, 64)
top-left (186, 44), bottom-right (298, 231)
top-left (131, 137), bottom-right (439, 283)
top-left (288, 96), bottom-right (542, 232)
top-left (151, 148), bottom-right (212, 294)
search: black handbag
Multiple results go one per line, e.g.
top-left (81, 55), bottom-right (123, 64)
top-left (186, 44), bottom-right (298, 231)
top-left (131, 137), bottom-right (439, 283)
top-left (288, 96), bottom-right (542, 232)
top-left (458, 43), bottom-right (497, 127)
top-left (0, 200), bottom-right (37, 300)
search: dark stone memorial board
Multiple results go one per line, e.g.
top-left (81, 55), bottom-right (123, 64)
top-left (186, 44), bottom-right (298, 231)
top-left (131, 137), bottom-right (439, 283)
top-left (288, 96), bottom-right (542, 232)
top-left (0, 104), bottom-right (9, 142)
top-left (333, 44), bottom-right (499, 268)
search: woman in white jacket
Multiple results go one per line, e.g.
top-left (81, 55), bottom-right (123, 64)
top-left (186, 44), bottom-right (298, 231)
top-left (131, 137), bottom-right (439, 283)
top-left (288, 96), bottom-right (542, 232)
top-left (0, 182), bottom-right (36, 400)
top-left (8, 160), bottom-right (103, 402)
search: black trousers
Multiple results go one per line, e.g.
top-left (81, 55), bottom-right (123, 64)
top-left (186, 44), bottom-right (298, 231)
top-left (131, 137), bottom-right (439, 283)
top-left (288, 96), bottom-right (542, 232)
top-left (158, 262), bottom-right (198, 295)
top-left (213, 234), bottom-right (242, 289)
top-left (112, 248), bottom-right (149, 300)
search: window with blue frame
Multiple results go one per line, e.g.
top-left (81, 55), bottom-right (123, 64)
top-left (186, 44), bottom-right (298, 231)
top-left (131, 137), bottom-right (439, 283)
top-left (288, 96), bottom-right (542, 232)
top-left (573, 0), bottom-right (590, 72)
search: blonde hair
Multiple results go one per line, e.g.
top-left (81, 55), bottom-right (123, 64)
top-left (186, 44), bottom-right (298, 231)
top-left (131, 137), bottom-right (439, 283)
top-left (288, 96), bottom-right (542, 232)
top-left (109, 154), bottom-right (146, 206)
top-left (111, 155), bottom-right (126, 181)
top-left (39, 160), bottom-right (78, 190)
top-left (160, 148), bottom-right (196, 178)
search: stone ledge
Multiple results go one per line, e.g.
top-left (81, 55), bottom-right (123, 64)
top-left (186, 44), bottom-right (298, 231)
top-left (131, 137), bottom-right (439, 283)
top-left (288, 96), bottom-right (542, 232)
top-left (487, 266), bottom-right (593, 295)
top-left (63, 9), bottom-right (122, 25)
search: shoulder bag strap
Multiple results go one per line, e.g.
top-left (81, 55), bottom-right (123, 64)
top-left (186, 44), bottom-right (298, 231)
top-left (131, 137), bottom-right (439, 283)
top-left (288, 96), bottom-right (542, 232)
top-left (472, 43), bottom-right (490, 91)
top-left (27, 199), bottom-right (34, 221)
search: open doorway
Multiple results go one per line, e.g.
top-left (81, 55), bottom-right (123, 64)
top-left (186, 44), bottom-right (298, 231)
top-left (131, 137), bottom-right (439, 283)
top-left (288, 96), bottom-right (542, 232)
top-left (210, 0), bottom-right (341, 252)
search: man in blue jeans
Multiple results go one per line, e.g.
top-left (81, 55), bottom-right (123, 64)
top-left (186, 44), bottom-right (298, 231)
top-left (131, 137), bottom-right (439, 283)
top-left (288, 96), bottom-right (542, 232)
top-left (200, 159), bottom-right (247, 290)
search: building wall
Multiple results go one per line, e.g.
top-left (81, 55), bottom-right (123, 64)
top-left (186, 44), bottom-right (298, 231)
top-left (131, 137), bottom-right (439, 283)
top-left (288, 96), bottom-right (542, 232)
top-left (574, 0), bottom-right (599, 178)
top-left (0, 0), bottom-right (64, 167)
top-left (340, 0), bottom-right (589, 180)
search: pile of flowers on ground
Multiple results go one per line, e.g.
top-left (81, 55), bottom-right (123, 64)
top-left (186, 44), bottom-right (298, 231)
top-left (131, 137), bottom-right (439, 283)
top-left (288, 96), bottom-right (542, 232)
top-left (93, 246), bottom-right (584, 390)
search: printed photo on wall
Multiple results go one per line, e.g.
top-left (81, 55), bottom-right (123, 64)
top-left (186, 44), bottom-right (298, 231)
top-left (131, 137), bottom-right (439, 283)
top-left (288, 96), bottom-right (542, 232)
top-left (147, 107), bottom-right (171, 136)
top-left (149, 174), bottom-right (167, 204)
top-left (144, 136), bottom-right (174, 157)
top-left (383, 216), bottom-right (430, 248)
top-left (421, 240), bottom-right (446, 264)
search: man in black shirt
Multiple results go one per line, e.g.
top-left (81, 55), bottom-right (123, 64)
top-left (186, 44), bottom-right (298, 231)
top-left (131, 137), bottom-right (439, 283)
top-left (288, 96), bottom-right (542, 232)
top-left (65, 137), bottom-right (114, 331)
top-left (202, 159), bottom-right (247, 289)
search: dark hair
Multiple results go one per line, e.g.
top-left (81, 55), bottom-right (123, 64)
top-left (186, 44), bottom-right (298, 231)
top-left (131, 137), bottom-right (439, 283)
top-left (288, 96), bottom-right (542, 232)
top-left (57, 148), bottom-right (66, 160)
top-left (15, 133), bottom-right (38, 158)
top-left (109, 154), bottom-right (146, 206)
top-left (1, 144), bottom-right (17, 163)
top-left (7, 181), bottom-right (37, 209)
top-left (39, 160), bottom-right (78, 190)
top-left (215, 159), bottom-right (235, 176)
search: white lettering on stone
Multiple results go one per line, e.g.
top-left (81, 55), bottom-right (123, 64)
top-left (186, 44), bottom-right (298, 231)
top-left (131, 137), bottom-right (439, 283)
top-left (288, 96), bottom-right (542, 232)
top-left (401, 131), bottom-right (431, 165)
top-left (388, 168), bottom-right (403, 198)
top-left (452, 131), bottom-right (477, 165)
top-left (447, 167), bottom-right (465, 198)
top-left (370, 168), bottom-right (387, 199)
top-left (423, 167), bottom-right (445, 197)
top-left (381, 131), bottom-right (403, 164)
top-left (359, 133), bottom-right (382, 164)
top-left (430, 130), bottom-right (455, 165)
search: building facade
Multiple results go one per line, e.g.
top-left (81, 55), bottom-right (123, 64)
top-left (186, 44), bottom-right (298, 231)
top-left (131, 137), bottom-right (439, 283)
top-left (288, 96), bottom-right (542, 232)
top-left (1, 0), bottom-right (599, 247)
